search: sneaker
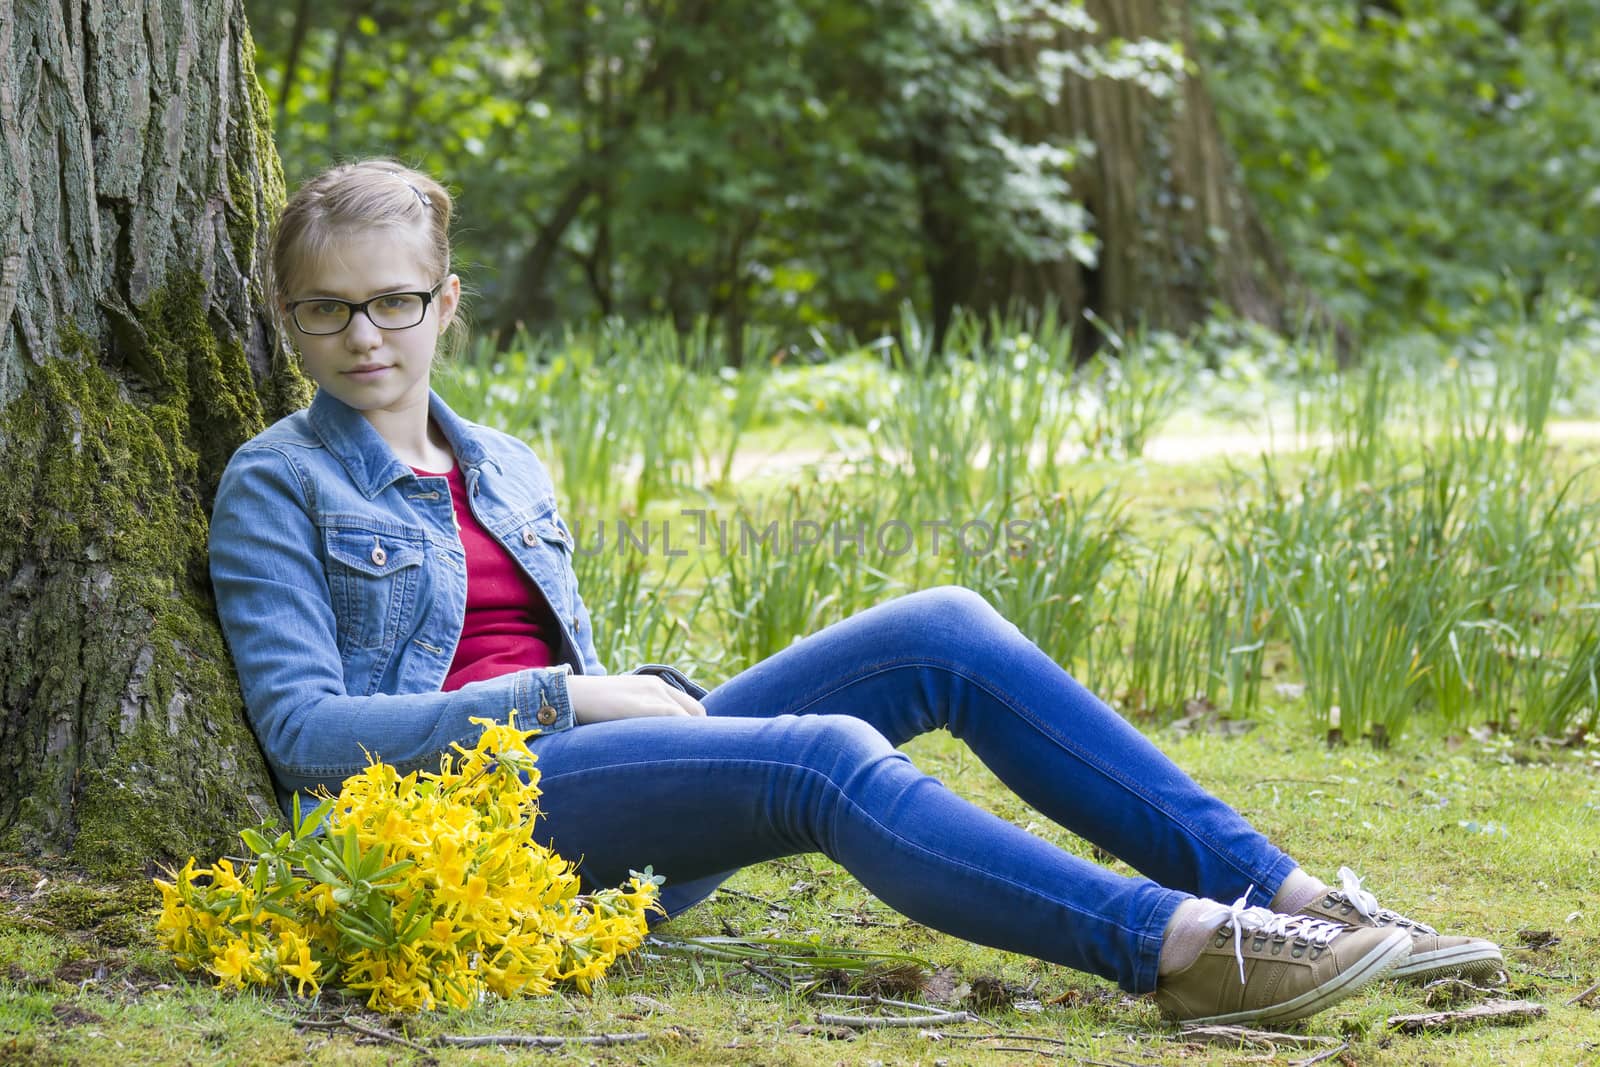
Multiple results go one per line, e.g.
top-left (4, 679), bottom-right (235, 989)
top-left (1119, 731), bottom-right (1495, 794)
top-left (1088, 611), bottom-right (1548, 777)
top-left (1297, 867), bottom-right (1503, 983)
top-left (1154, 893), bottom-right (1412, 1025)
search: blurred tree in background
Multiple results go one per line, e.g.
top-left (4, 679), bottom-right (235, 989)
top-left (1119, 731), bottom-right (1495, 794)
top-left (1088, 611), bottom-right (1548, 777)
top-left (248, 0), bottom-right (1600, 349)
top-left (247, 0), bottom-right (1292, 352)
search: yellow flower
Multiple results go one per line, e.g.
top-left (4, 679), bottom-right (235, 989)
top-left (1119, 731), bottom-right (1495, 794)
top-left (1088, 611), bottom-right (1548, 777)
top-left (432, 835), bottom-right (468, 888)
top-left (208, 937), bottom-right (260, 990)
top-left (154, 880), bottom-right (189, 936)
top-left (378, 806), bottom-right (416, 845)
top-left (306, 883), bottom-right (337, 918)
top-left (278, 927), bottom-right (321, 998)
top-left (209, 859), bottom-right (245, 893)
top-left (154, 713), bottom-right (658, 1011)
top-left (419, 917), bottom-right (453, 948)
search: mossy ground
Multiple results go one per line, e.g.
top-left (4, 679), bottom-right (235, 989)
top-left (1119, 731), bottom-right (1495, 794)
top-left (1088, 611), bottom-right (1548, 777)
top-left (1, 718), bottom-right (1596, 1064)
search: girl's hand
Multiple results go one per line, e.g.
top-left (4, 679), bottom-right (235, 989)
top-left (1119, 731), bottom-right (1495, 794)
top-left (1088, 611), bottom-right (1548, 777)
top-left (567, 674), bottom-right (707, 724)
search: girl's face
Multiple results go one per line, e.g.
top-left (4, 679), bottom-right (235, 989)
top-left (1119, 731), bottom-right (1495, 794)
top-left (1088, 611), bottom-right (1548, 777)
top-left (286, 227), bottom-right (459, 423)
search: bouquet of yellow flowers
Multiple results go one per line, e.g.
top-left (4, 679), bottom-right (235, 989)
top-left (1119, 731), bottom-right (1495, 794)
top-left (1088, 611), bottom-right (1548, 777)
top-left (154, 712), bottom-right (660, 1011)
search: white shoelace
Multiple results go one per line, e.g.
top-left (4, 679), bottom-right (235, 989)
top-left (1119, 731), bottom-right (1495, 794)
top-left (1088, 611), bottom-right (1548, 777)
top-left (1194, 890), bottom-right (1349, 983)
top-left (1334, 866), bottom-right (1437, 934)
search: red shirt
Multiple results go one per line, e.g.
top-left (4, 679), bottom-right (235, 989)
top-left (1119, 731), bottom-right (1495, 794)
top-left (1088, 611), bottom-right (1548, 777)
top-left (412, 464), bottom-right (558, 690)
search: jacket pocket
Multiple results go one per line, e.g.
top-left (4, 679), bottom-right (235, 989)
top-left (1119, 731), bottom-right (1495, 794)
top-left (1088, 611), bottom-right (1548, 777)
top-left (509, 512), bottom-right (577, 612)
top-left (324, 526), bottom-right (427, 652)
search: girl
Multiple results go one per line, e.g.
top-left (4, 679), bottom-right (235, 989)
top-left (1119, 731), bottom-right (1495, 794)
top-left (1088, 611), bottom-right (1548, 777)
top-left (209, 159), bottom-right (1501, 1025)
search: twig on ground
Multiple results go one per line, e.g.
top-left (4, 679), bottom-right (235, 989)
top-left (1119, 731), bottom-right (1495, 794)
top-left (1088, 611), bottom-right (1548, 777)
top-left (273, 1012), bottom-right (342, 1030)
top-left (340, 1016), bottom-right (432, 1053)
top-left (812, 992), bottom-right (938, 1011)
top-left (714, 886), bottom-right (791, 911)
top-left (818, 1010), bottom-right (978, 1029)
top-left (1387, 998), bottom-right (1546, 1033)
top-left (1566, 980), bottom-right (1600, 1007)
top-left (433, 1032), bottom-right (650, 1048)
top-left (819, 991), bottom-right (979, 1023)
top-left (933, 1032), bottom-right (1070, 1046)
top-left (811, 990), bottom-right (999, 1030)
top-left (741, 959), bottom-right (792, 991)
top-left (292, 1018), bottom-right (343, 1031)
top-left (1289, 1042), bottom-right (1349, 1067)
top-left (1178, 1024), bottom-right (1339, 1050)
top-left (825, 910), bottom-right (899, 927)
top-left (288, 1013), bottom-right (651, 1052)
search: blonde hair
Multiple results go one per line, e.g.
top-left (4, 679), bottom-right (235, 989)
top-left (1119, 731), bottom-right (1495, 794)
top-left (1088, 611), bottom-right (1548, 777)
top-left (269, 159), bottom-right (466, 356)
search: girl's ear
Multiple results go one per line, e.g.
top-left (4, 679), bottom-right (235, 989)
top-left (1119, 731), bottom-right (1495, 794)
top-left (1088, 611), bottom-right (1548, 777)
top-left (437, 273), bottom-right (462, 331)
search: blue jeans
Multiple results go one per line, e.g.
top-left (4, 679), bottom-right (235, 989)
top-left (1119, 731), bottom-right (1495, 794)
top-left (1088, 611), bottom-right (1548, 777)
top-left (527, 586), bottom-right (1297, 993)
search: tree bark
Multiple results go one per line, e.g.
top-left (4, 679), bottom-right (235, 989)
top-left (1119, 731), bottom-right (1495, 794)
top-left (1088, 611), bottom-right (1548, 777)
top-left (0, 0), bottom-right (307, 875)
top-left (954, 0), bottom-right (1295, 354)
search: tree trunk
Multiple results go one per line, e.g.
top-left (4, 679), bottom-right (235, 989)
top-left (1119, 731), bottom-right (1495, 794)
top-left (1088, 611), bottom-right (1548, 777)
top-left (975, 0), bottom-right (1294, 354)
top-left (0, 0), bottom-right (307, 875)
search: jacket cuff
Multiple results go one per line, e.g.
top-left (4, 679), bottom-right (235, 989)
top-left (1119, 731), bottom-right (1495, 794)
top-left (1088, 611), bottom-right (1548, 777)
top-left (518, 664), bottom-right (575, 734)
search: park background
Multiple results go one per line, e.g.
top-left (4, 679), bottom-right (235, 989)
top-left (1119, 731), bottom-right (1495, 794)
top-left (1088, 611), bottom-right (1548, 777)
top-left (1, 0), bottom-right (1599, 1062)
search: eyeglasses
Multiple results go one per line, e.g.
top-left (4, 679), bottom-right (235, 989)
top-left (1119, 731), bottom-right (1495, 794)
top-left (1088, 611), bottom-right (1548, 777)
top-left (286, 282), bottom-right (444, 336)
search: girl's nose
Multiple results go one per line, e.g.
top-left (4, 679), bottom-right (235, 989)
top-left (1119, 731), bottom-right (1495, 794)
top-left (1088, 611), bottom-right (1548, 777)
top-left (344, 310), bottom-right (383, 351)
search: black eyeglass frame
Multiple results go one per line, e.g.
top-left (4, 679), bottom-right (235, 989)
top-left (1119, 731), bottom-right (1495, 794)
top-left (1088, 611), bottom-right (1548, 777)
top-left (285, 281), bottom-right (445, 336)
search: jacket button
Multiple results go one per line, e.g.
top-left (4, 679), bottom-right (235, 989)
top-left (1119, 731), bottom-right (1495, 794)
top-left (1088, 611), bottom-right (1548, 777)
top-left (536, 701), bottom-right (558, 726)
top-left (370, 543), bottom-right (387, 566)
top-left (523, 528), bottom-right (538, 547)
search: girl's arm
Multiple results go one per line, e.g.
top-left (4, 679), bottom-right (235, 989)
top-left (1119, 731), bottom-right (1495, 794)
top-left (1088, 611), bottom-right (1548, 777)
top-left (207, 445), bottom-right (576, 799)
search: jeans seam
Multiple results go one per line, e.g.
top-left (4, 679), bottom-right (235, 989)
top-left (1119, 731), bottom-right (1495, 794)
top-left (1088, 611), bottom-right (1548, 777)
top-left (779, 654), bottom-right (1284, 894)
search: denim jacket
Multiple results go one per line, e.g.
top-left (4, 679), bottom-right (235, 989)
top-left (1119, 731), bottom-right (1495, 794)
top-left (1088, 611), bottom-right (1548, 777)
top-left (209, 388), bottom-right (607, 819)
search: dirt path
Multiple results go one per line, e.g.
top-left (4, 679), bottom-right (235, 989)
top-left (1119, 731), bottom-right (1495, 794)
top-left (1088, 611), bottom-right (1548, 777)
top-left (726, 419), bottom-right (1600, 481)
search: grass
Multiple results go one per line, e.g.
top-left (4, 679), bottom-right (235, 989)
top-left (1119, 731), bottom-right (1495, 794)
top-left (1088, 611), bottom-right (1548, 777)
top-left (5, 720), bottom-right (1598, 1064)
top-left (6, 308), bottom-right (1600, 1062)
top-left (439, 307), bottom-right (1600, 745)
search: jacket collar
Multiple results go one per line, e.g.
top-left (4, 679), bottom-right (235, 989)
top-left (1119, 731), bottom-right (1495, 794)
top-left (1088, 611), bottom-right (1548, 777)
top-left (307, 387), bottom-right (498, 500)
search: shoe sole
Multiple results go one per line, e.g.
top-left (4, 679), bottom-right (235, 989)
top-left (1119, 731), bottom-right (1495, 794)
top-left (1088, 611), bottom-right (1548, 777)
top-left (1181, 930), bottom-right (1413, 1027)
top-left (1391, 944), bottom-right (1505, 983)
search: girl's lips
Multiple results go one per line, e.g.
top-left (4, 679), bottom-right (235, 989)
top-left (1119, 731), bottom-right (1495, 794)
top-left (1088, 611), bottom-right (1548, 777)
top-left (344, 365), bottom-right (392, 379)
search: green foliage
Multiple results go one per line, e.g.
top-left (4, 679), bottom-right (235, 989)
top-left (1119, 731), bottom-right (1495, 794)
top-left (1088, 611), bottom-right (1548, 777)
top-left (1197, 0), bottom-right (1600, 335)
top-left (246, 0), bottom-right (1107, 340)
top-left (244, 1), bottom-right (1600, 342)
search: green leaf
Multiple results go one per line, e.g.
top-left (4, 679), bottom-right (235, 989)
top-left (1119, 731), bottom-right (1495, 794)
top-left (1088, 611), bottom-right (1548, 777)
top-left (295, 797), bottom-right (334, 840)
top-left (335, 924), bottom-right (387, 950)
top-left (341, 825), bottom-right (359, 874)
top-left (366, 859), bottom-right (416, 883)
top-left (301, 855), bottom-right (344, 889)
top-left (238, 827), bottom-right (272, 856)
top-left (397, 893), bottom-right (433, 944)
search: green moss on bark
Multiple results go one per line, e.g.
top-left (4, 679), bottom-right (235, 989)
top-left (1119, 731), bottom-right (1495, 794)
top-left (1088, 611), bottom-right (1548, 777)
top-left (0, 273), bottom-right (302, 876)
top-left (226, 30), bottom-right (286, 287)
